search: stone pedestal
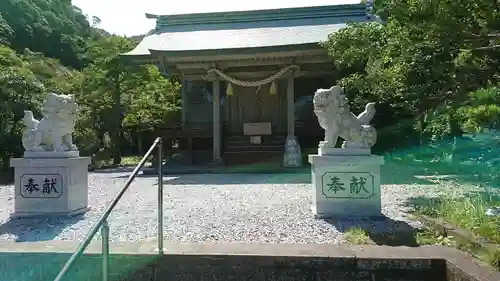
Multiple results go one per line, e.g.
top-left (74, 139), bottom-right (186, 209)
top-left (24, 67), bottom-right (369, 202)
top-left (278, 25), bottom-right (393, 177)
top-left (309, 153), bottom-right (384, 218)
top-left (9, 157), bottom-right (91, 218)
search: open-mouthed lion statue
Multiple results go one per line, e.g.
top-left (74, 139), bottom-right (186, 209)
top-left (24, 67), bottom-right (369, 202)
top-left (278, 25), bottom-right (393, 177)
top-left (22, 93), bottom-right (79, 153)
top-left (313, 85), bottom-right (377, 149)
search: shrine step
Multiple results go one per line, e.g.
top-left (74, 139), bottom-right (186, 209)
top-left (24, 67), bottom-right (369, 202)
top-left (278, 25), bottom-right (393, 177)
top-left (225, 135), bottom-right (286, 147)
top-left (223, 151), bottom-right (282, 166)
top-left (224, 145), bottom-right (284, 153)
top-left (223, 135), bottom-right (286, 165)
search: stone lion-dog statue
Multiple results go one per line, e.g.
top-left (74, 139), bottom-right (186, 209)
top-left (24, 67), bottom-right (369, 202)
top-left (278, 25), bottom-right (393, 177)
top-left (22, 92), bottom-right (79, 153)
top-left (313, 85), bottom-right (377, 149)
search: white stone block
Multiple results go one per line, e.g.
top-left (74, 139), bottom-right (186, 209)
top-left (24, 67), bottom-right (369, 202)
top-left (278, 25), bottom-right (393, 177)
top-left (10, 157), bottom-right (91, 218)
top-left (24, 151), bottom-right (79, 158)
top-left (308, 154), bottom-right (384, 218)
top-left (318, 147), bottom-right (370, 156)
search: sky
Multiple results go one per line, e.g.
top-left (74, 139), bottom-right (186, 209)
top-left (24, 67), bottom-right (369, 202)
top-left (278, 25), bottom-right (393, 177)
top-left (71, 0), bottom-right (361, 36)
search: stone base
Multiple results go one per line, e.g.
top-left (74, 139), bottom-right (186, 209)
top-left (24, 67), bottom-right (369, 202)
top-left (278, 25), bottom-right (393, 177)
top-left (9, 157), bottom-right (91, 218)
top-left (318, 147), bottom-right (370, 156)
top-left (11, 207), bottom-right (90, 219)
top-left (24, 150), bottom-right (80, 158)
top-left (210, 158), bottom-right (224, 166)
top-left (308, 154), bottom-right (384, 218)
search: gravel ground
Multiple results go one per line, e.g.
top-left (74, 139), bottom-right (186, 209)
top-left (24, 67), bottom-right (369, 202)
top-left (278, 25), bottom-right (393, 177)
top-left (0, 171), bottom-right (450, 243)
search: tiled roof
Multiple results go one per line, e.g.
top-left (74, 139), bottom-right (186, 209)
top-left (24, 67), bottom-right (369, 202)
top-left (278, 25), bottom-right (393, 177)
top-left (124, 4), bottom-right (374, 56)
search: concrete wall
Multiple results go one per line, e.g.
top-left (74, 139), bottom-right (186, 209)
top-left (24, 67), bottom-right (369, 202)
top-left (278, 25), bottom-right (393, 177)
top-left (0, 240), bottom-right (156, 281)
top-left (0, 241), bottom-right (496, 281)
top-left (0, 252), bottom-right (154, 281)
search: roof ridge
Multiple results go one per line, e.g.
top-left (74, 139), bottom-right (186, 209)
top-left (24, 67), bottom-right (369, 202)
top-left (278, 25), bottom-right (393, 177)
top-left (148, 4), bottom-right (368, 27)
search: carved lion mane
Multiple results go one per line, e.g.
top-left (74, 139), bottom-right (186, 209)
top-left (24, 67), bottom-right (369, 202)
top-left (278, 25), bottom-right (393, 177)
top-left (40, 93), bottom-right (78, 131)
top-left (23, 93), bottom-right (79, 152)
top-left (313, 86), bottom-right (377, 149)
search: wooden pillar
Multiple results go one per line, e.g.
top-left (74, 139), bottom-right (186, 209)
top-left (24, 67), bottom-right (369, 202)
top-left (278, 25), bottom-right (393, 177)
top-left (283, 70), bottom-right (302, 168)
top-left (181, 78), bottom-right (187, 126)
top-left (286, 72), bottom-right (295, 136)
top-left (212, 76), bottom-right (221, 163)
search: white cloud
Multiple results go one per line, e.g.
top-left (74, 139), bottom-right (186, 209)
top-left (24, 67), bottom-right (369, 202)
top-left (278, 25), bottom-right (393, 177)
top-left (72, 0), bottom-right (361, 36)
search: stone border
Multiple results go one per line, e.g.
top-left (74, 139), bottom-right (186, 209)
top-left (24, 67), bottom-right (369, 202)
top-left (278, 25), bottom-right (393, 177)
top-left (141, 166), bottom-right (310, 175)
top-left (414, 213), bottom-right (500, 252)
top-left (0, 242), bottom-right (498, 280)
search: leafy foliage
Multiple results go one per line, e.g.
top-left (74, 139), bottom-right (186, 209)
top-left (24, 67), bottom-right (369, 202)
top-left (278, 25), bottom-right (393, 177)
top-left (76, 36), bottom-right (180, 164)
top-left (0, 1), bottom-right (180, 170)
top-left (0, 0), bottom-right (95, 68)
top-left (457, 87), bottom-right (500, 133)
top-left (0, 45), bottom-right (45, 168)
top-left (322, 0), bottom-right (500, 151)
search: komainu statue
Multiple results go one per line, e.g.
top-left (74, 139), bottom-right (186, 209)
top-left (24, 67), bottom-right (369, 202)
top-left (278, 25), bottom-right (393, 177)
top-left (22, 93), bottom-right (79, 153)
top-left (313, 85), bottom-right (377, 149)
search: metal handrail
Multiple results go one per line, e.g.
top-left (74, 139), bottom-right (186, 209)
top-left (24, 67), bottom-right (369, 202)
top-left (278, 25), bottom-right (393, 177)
top-left (53, 138), bottom-right (164, 281)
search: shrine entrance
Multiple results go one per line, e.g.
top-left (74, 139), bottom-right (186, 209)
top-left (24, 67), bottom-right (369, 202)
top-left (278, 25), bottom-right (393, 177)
top-left (223, 84), bottom-right (285, 135)
top-left (125, 2), bottom-right (375, 165)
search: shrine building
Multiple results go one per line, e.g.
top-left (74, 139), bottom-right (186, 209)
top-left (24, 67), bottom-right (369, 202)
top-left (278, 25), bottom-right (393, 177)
top-left (124, 2), bottom-right (377, 166)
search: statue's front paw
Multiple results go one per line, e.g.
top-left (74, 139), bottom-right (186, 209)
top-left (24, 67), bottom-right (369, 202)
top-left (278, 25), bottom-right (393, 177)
top-left (319, 141), bottom-right (335, 148)
top-left (70, 144), bottom-right (78, 151)
top-left (55, 142), bottom-right (68, 151)
top-left (33, 146), bottom-right (45, 152)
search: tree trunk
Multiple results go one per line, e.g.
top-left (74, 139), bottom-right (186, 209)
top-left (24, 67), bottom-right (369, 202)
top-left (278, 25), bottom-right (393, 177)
top-left (137, 130), bottom-right (143, 154)
top-left (111, 131), bottom-right (122, 165)
top-left (419, 112), bottom-right (428, 145)
top-left (111, 77), bottom-right (122, 165)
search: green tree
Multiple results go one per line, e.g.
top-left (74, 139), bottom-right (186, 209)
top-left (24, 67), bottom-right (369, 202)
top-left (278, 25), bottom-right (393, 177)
top-left (322, 0), bottom-right (500, 149)
top-left (0, 0), bottom-right (97, 68)
top-left (0, 45), bottom-right (45, 170)
top-left (78, 36), bottom-right (180, 164)
top-left (0, 0), bottom-right (181, 172)
top-left (456, 86), bottom-right (500, 133)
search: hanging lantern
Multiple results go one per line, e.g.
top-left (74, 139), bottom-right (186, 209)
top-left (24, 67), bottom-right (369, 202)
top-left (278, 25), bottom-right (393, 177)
top-left (269, 81), bottom-right (277, 95)
top-left (226, 82), bottom-right (234, 96)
